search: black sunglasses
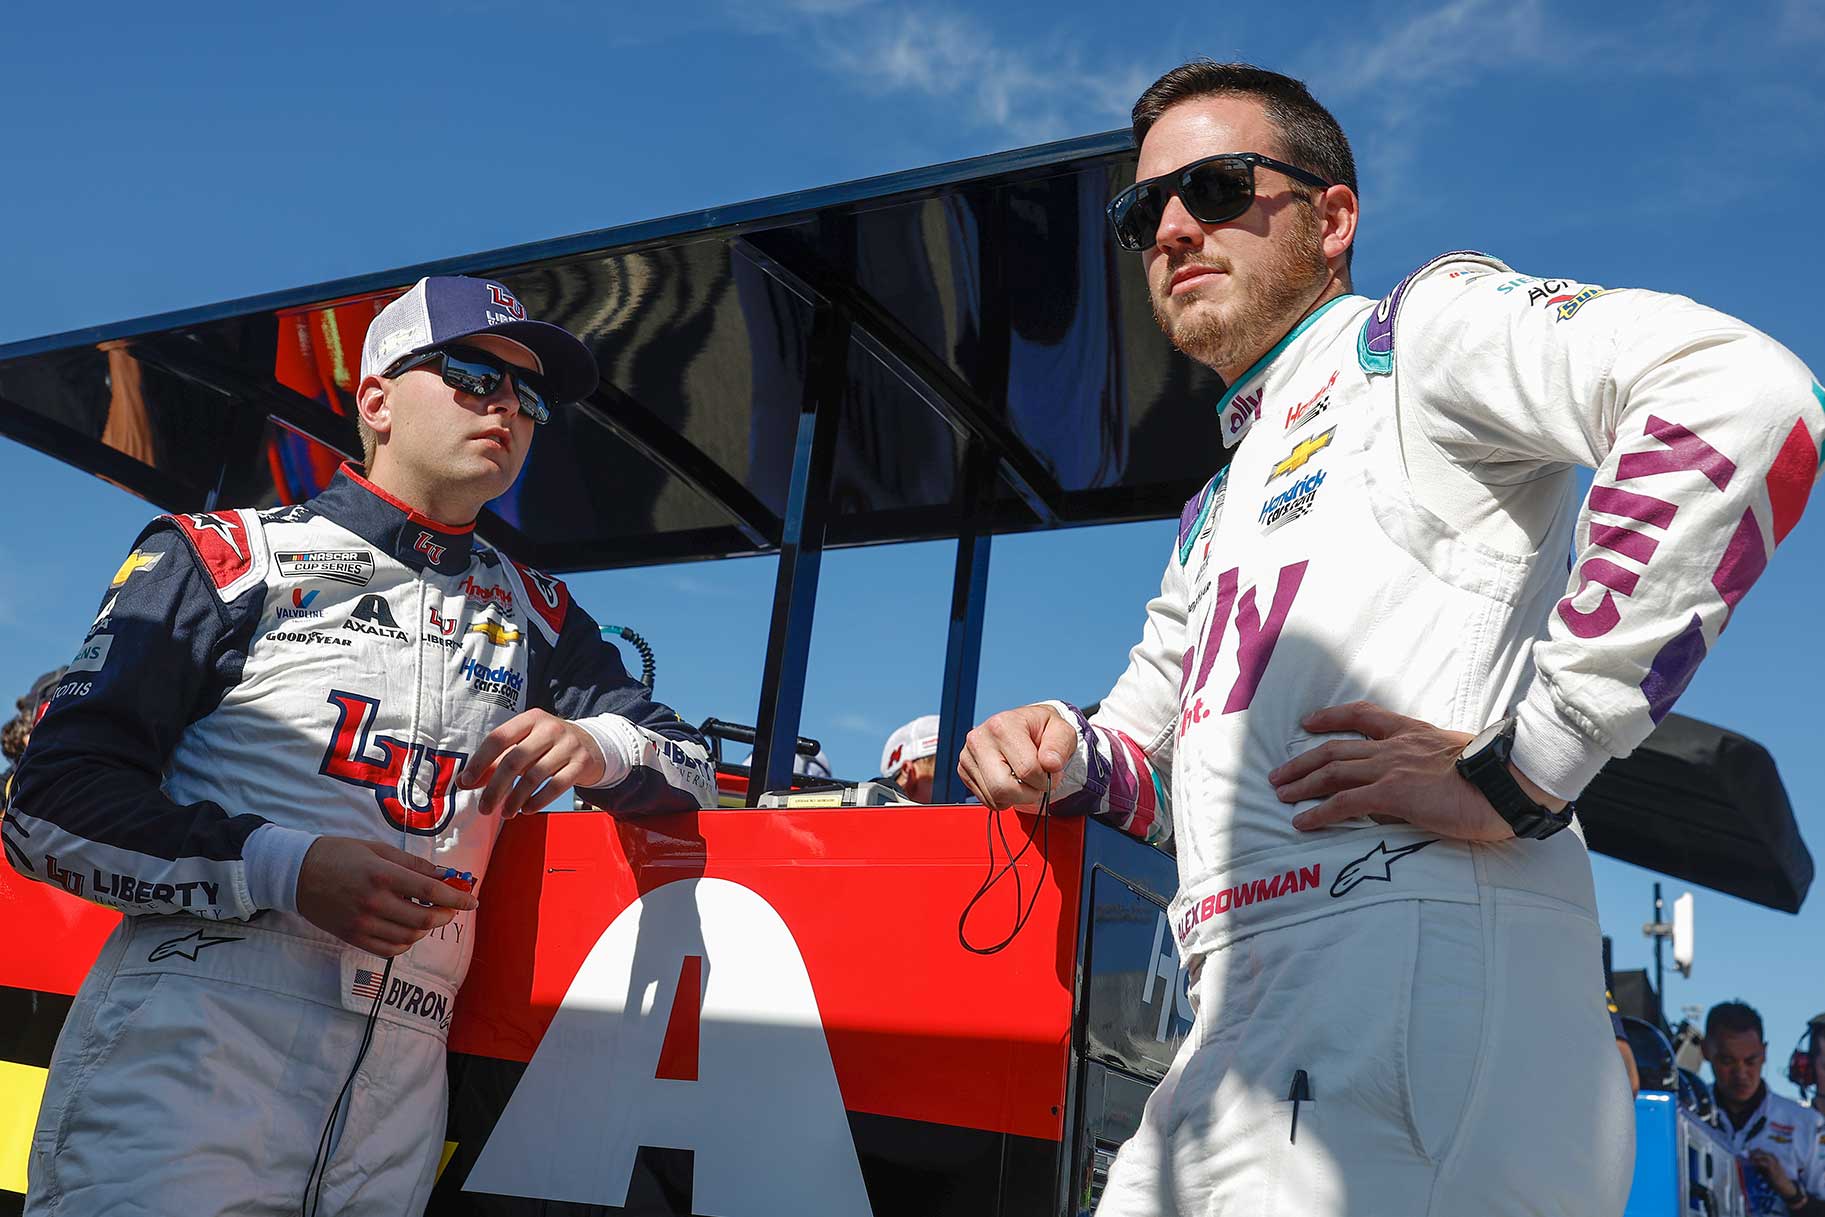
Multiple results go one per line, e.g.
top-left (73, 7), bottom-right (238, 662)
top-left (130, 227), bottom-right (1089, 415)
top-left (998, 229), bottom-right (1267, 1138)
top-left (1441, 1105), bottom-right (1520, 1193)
top-left (1107, 152), bottom-right (1334, 253)
top-left (384, 344), bottom-right (553, 425)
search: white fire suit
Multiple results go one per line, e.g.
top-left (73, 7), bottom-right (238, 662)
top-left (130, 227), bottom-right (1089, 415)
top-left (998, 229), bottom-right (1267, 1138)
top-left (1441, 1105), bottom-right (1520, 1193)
top-left (1051, 253), bottom-right (1824, 1216)
top-left (5, 466), bottom-right (717, 1216)
top-left (1717, 1086), bottom-right (1825, 1211)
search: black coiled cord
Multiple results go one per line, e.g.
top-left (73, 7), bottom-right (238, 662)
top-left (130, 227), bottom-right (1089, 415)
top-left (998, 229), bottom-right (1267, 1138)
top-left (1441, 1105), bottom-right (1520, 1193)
top-left (600, 625), bottom-right (655, 690)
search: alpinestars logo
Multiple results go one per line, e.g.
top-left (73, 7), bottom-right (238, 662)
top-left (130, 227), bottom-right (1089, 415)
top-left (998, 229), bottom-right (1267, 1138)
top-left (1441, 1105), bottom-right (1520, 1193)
top-left (148, 928), bottom-right (242, 962)
top-left (342, 595), bottom-right (408, 642)
top-left (184, 513), bottom-right (247, 560)
top-left (1330, 838), bottom-right (1437, 898)
top-left (523, 566), bottom-right (561, 609)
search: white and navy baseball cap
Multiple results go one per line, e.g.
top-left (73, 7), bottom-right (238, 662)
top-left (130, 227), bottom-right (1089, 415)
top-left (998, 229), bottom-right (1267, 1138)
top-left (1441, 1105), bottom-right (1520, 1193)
top-left (360, 275), bottom-right (600, 404)
top-left (881, 715), bottom-right (941, 779)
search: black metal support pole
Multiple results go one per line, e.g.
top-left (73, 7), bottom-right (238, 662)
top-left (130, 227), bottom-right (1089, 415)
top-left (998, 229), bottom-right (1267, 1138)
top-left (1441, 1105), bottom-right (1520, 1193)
top-left (931, 442), bottom-right (997, 805)
top-left (748, 302), bottom-right (847, 804)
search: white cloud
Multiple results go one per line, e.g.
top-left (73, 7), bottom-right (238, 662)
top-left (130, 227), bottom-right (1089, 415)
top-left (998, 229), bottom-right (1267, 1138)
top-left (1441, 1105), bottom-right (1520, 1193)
top-left (1290, 0), bottom-right (1750, 220)
top-left (1317, 0), bottom-right (1549, 101)
top-left (778, 0), bottom-right (880, 13)
top-left (829, 710), bottom-right (884, 735)
top-left (735, 2), bottom-right (1149, 143)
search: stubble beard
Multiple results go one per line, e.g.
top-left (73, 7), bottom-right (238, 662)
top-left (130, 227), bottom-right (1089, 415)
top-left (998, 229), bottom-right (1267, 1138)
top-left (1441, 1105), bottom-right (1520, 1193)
top-left (1152, 205), bottom-right (1330, 378)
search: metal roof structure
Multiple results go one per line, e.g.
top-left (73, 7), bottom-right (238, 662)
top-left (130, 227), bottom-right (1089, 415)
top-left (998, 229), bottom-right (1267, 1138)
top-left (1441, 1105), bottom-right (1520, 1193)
top-left (0, 130), bottom-right (1809, 909)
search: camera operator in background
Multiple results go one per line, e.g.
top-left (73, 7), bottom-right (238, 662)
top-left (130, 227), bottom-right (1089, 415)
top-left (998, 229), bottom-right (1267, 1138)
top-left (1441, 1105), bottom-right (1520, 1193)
top-left (1705, 1001), bottom-right (1825, 1214)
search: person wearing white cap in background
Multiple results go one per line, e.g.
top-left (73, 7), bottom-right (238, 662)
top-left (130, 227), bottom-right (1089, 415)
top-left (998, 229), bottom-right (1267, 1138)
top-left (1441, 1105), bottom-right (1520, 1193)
top-left (881, 715), bottom-right (941, 803)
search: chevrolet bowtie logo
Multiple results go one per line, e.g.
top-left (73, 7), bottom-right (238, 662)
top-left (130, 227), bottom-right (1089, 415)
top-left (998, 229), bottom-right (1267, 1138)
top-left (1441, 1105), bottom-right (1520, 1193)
top-left (468, 620), bottom-right (522, 646)
top-left (110, 549), bottom-right (164, 587)
top-left (1270, 426), bottom-right (1336, 481)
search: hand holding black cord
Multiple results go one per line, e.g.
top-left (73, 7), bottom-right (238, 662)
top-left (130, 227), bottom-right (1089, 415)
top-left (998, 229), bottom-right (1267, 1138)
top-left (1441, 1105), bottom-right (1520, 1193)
top-left (958, 772), bottom-right (1052, 955)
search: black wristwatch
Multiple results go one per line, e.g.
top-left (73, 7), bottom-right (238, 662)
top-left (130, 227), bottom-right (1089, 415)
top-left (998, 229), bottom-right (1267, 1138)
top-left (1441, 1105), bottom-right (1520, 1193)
top-left (1454, 717), bottom-right (1575, 841)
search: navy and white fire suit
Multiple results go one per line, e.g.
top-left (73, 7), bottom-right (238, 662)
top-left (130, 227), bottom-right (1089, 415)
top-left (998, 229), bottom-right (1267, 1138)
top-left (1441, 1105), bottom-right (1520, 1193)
top-left (4, 465), bottom-right (716, 1215)
top-left (1051, 254), bottom-right (1824, 1216)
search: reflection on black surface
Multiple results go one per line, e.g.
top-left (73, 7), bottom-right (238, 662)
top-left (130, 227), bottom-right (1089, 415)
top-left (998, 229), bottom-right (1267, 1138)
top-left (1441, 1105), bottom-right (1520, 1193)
top-left (0, 144), bottom-right (1229, 568)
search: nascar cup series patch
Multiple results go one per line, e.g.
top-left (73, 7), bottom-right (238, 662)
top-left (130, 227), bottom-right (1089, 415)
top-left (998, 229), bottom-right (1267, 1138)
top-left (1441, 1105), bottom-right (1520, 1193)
top-left (276, 550), bottom-right (376, 587)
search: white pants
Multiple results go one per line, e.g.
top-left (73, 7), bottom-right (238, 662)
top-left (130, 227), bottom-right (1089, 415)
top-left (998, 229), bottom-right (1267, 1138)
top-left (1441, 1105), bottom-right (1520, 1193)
top-left (27, 917), bottom-right (448, 1217)
top-left (1096, 893), bottom-right (1636, 1216)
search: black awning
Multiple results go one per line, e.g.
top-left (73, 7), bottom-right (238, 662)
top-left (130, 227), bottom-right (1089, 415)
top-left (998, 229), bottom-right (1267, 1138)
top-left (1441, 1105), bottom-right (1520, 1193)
top-left (0, 130), bottom-right (1221, 572)
top-left (1580, 712), bottom-right (1813, 912)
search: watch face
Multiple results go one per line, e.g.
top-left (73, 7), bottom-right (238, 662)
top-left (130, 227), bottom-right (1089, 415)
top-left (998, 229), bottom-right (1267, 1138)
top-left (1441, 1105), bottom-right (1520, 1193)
top-left (1464, 721), bottom-right (1509, 759)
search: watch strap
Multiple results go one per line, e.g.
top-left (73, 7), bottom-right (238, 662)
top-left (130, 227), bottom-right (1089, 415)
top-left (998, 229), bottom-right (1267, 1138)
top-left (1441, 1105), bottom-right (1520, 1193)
top-left (1455, 720), bottom-right (1574, 841)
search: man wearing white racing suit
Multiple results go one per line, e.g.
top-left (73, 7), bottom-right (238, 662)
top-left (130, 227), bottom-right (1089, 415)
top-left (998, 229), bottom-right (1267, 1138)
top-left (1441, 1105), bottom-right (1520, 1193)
top-left (1706, 1002), bottom-right (1825, 1214)
top-left (4, 275), bottom-right (717, 1215)
top-left (958, 63), bottom-right (1825, 1216)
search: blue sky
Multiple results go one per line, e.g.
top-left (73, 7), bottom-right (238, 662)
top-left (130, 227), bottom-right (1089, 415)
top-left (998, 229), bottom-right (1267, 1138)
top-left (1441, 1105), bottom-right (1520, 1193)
top-left (3, 1), bottom-right (1822, 1095)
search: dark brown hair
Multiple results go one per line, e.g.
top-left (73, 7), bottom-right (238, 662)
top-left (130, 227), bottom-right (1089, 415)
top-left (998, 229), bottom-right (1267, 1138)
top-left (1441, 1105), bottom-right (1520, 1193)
top-left (1132, 61), bottom-right (1357, 268)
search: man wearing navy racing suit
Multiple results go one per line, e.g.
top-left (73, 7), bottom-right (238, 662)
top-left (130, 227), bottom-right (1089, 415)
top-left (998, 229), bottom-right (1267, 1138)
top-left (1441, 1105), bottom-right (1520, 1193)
top-left (3, 275), bottom-right (717, 1215)
top-left (958, 63), bottom-right (1825, 1216)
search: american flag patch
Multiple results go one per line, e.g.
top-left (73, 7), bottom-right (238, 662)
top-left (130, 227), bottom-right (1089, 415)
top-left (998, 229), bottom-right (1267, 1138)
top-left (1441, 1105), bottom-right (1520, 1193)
top-left (351, 968), bottom-right (385, 1001)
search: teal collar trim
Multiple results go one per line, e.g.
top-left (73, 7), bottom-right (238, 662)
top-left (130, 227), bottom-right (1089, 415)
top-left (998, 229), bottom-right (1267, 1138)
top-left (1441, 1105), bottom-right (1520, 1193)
top-left (1217, 295), bottom-right (1355, 448)
top-left (1219, 295), bottom-right (1353, 417)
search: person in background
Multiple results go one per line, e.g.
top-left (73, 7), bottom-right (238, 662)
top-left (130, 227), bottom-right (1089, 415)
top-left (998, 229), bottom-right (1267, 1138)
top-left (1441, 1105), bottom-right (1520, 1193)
top-left (1704, 1000), bottom-right (1825, 1214)
top-left (1799, 1014), bottom-right (1824, 1120)
top-left (881, 714), bottom-right (941, 803)
top-left (1811, 1017), bottom-right (1825, 1174)
top-left (0, 668), bottom-right (66, 812)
